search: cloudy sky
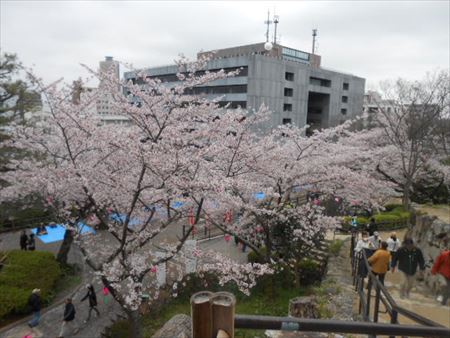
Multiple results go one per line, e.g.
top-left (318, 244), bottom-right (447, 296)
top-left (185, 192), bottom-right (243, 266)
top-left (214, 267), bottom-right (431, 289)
top-left (1, 1), bottom-right (448, 89)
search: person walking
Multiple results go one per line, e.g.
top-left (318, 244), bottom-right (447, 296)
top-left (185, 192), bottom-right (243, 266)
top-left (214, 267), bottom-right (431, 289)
top-left (28, 233), bottom-right (36, 251)
top-left (354, 232), bottom-right (375, 254)
top-left (368, 231), bottom-right (382, 250)
top-left (391, 238), bottom-right (425, 299)
top-left (27, 289), bottom-right (41, 328)
top-left (387, 232), bottom-right (401, 258)
top-left (368, 241), bottom-right (391, 285)
top-left (81, 284), bottom-right (100, 322)
top-left (20, 230), bottom-right (29, 250)
top-left (431, 249), bottom-right (450, 306)
top-left (367, 217), bottom-right (378, 236)
top-left (58, 298), bottom-right (76, 338)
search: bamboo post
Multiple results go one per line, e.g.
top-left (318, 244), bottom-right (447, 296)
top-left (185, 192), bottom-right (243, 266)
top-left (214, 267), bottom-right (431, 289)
top-left (191, 291), bottom-right (213, 338)
top-left (212, 292), bottom-right (236, 338)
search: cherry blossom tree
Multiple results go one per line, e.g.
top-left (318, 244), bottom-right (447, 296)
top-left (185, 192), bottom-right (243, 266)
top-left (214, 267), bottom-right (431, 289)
top-left (204, 121), bottom-right (394, 280)
top-left (370, 70), bottom-right (450, 208)
top-left (2, 57), bottom-right (272, 337)
top-left (2, 55), bottom-right (395, 337)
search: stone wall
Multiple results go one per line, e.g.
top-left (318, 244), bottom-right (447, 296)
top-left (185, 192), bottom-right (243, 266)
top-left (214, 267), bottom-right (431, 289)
top-left (407, 214), bottom-right (450, 293)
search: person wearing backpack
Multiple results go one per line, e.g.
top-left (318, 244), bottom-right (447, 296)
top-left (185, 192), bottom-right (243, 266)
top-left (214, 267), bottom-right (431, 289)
top-left (58, 298), bottom-right (76, 338)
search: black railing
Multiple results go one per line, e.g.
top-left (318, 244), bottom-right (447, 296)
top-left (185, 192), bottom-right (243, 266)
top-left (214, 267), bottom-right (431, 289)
top-left (234, 315), bottom-right (450, 337)
top-left (350, 234), bottom-right (446, 338)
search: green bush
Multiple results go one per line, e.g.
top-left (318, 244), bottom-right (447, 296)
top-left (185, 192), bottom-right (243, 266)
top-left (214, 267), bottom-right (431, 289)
top-left (341, 205), bottom-right (410, 231)
top-left (328, 240), bottom-right (344, 256)
top-left (298, 259), bottom-right (322, 286)
top-left (0, 250), bottom-right (61, 319)
top-left (247, 247), bottom-right (267, 264)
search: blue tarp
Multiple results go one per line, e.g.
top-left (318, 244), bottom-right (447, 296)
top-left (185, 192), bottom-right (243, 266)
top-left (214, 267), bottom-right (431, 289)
top-left (32, 222), bottom-right (95, 244)
top-left (254, 192), bottom-right (265, 200)
top-left (110, 213), bottom-right (141, 226)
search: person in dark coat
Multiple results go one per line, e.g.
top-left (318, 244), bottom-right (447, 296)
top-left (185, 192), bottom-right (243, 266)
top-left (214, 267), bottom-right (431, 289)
top-left (58, 298), bottom-right (76, 338)
top-left (81, 284), bottom-right (100, 322)
top-left (20, 230), bottom-right (29, 250)
top-left (28, 233), bottom-right (36, 251)
top-left (391, 238), bottom-right (425, 299)
top-left (27, 289), bottom-right (41, 328)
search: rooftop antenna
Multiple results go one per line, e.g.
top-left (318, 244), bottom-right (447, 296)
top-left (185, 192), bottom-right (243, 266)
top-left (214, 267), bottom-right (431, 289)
top-left (264, 10), bottom-right (272, 43)
top-left (312, 28), bottom-right (318, 54)
top-left (273, 14), bottom-right (279, 44)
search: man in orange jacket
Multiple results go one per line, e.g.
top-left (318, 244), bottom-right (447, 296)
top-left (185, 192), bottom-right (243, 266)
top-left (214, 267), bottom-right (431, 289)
top-left (432, 249), bottom-right (450, 306)
top-left (368, 241), bottom-right (391, 285)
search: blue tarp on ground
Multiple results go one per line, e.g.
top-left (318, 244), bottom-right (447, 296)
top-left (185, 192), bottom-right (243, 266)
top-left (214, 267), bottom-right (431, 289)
top-left (110, 213), bottom-right (141, 226)
top-left (32, 222), bottom-right (95, 244)
top-left (254, 192), bottom-right (265, 200)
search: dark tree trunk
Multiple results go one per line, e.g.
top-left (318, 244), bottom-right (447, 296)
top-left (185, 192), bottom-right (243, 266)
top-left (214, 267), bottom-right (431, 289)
top-left (56, 229), bottom-right (73, 265)
top-left (128, 309), bottom-right (142, 338)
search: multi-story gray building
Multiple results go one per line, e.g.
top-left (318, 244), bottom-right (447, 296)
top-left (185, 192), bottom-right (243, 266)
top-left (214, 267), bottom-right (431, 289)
top-left (124, 42), bottom-right (365, 134)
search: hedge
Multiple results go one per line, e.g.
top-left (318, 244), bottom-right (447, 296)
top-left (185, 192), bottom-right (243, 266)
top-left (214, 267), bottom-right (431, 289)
top-left (342, 204), bottom-right (410, 231)
top-left (0, 250), bottom-right (61, 319)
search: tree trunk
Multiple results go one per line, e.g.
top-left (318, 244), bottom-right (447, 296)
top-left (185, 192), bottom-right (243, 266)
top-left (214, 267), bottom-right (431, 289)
top-left (56, 229), bottom-right (73, 265)
top-left (128, 310), bottom-right (142, 338)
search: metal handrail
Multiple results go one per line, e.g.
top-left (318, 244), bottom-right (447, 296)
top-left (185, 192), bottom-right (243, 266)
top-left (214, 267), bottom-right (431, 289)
top-left (234, 315), bottom-right (450, 337)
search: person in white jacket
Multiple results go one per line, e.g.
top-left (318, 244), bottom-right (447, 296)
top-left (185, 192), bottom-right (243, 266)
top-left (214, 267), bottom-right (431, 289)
top-left (368, 231), bottom-right (382, 250)
top-left (386, 232), bottom-right (402, 256)
top-left (354, 232), bottom-right (375, 255)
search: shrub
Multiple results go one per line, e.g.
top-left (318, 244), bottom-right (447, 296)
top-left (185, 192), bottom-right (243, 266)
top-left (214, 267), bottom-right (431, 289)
top-left (0, 250), bottom-right (60, 319)
top-left (247, 247), bottom-right (267, 264)
top-left (328, 240), bottom-right (344, 256)
top-left (298, 259), bottom-right (322, 286)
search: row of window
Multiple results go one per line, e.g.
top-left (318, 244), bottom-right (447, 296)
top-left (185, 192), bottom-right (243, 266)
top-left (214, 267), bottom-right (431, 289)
top-left (184, 85), bottom-right (247, 95)
top-left (129, 66), bottom-right (249, 84)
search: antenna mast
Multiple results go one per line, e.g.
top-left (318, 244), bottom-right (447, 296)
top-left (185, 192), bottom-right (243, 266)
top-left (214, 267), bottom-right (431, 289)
top-left (273, 15), bottom-right (279, 44)
top-left (312, 28), bottom-right (318, 54)
top-left (264, 10), bottom-right (272, 42)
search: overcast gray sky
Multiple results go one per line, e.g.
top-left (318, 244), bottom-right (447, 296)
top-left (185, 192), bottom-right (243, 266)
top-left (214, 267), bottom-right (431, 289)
top-left (1, 0), bottom-right (449, 89)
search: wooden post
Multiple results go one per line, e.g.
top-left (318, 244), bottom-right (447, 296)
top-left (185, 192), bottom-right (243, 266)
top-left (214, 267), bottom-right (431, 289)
top-left (191, 291), bottom-right (213, 338)
top-left (212, 292), bottom-right (235, 338)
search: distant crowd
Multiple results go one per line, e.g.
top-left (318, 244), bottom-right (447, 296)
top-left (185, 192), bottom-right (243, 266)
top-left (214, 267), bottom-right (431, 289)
top-left (351, 216), bottom-right (450, 306)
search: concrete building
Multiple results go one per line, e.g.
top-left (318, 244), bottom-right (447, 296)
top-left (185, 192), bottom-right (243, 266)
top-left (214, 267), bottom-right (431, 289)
top-left (71, 57), bottom-right (130, 125)
top-left (124, 42), bottom-right (365, 134)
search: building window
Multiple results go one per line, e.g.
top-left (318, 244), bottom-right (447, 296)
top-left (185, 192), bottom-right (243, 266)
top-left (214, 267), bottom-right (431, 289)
top-left (310, 77), bottom-right (331, 87)
top-left (283, 104), bottom-right (292, 112)
top-left (341, 108), bottom-right (347, 115)
top-left (282, 118), bottom-right (292, 125)
top-left (285, 72), bottom-right (294, 81)
top-left (342, 96), bottom-right (348, 103)
top-left (284, 88), bottom-right (293, 97)
top-left (343, 82), bottom-right (349, 90)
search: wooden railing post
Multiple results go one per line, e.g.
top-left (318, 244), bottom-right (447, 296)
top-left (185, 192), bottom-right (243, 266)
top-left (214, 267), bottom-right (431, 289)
top-left (191, 291), bottom-right (213, 338)
top-left (212, 292), bottom-right (235, 338)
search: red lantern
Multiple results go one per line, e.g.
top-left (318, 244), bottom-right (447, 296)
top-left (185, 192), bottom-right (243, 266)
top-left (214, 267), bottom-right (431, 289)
top-left (223, 209), bottom-right (233, 223)
top-left (188, 208), bottom-right (195, 226)
top-left (150, 266), bottom-right (157, 273)
top-left (224, 234), bottom-right (231, 242)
